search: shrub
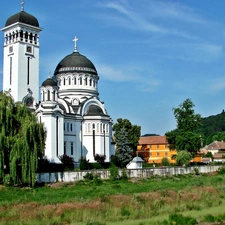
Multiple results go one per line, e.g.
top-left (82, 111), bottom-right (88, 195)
top-left (109, 164), bottom-right (119, 181)
top-left (169, 213), bottom-right (197, 225)
top-left (162, 157), bottom-right (170, 166)
top-left (94, 154), bottom-right (106, 164)
top-left (204, 214), bottom-right (215, 222)
top-left (3, 174), bottom-right (13, 186)
top-left (217, 166), bottom-right (225, 175)
top-left (59, 154), bottom-right (74, 165)
top-left (79, 157), bottom-right (89, 170)
top-left (194, 167), bottom-right (200, 175)
top-left (83, 172), bottom-right (94, 181)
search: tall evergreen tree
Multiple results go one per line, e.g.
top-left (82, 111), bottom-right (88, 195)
top-left (113, 118), bottom-right (141, 153)
top-left (0, 92), bottom-right (46, 186)
top-left (165, 99), bottom-right (202, 157)
top-left (115, 127), bottom-right (133, 167)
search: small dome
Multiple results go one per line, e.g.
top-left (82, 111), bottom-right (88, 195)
top-left (85, 105), bottom-right (105, 116)
top-left (54, 52), bottom-right (97, 75)
top-left (5, 11), bottom-right (39, 27)
top-left (41, 78), bottom-right (57, 87)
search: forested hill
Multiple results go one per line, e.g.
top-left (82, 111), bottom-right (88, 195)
top-left (196, 110), bottom-right (225, 145)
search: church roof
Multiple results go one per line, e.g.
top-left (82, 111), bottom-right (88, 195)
top-left (85, 105), bottom-right (105, 116)
top-left (41, 78), bottom-right (57, 87)
top-left (5, 11), bottom-right (39, 27)
top-left (54, 51), bottom-right (97, 75)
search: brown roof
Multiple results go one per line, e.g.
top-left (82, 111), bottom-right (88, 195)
top-left (205, 141), bottom-right (225, 150)
top-left (139, 136), bottom-right (168, 145)
top-left (213, 154), bottom-right (224, 159)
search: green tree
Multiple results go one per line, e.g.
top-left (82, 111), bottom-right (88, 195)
top-left (176, 150), bottom-right (192, 166)
top-left (115, 127), bottom-right (133, 167)
top-left (0, 92), bottom-right (46, 186)
top-left (166, 99), bottom-right (202, 157)
top-left (113, 118), bottom-right (141, 153)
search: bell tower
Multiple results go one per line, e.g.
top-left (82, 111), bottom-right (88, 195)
top-left (1, 1), bottom-right (42, 106)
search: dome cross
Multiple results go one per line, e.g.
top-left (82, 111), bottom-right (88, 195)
top-left (73, 36), bottom-right (79, 52)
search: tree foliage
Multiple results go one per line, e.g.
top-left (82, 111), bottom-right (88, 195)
top-left (114, 127), bottom-right (133, 167)
top-left (176, 150), bottom-right (192, 166)
top-left (0, 92), bottom-right (46, 186)
top-left (113, 118), bottom-right (141, 153)
top-left (165, 99), bottom-right (202, 157)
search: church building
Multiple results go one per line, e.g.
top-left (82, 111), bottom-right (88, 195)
top-left (1, 2), bottom-right (115, 164)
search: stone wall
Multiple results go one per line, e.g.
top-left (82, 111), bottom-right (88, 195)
top-left (36, 165), bottom-right (222, 183)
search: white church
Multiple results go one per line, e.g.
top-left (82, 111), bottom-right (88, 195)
top-left (1, 2), bottom-right (115, 164)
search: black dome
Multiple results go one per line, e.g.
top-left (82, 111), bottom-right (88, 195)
top-left (41, 78), bottom-right (57, 87)
top-left (85, 105), bottom-right (105, 116)
top-left (5, 11), bottom-right (39, 27)
top-left (54, 52), bottom-right (97, 75)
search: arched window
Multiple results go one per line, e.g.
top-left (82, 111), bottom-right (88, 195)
top-left (70, 123), bottom-right (73, 131)
top-left (68, 77), bottom-right (71, 85)
top-left (84, 77), bottom-right (87, 85)
top-left (88, 123), bottom-right (91, 133)
top-left (79, 77), bottom-right (82, 85)
top-left (47, 90), bottom-right (50, 101)
top-left (74, 77), bottom-right (76, 85)
top-left (97, 123), bottom-right (100, 132)
top-left (63, 78), bottom-right (66, 85)
top-left (53, 90), bottom-right (55, 101)
top-left (89, 79), bottom-right (92, 86)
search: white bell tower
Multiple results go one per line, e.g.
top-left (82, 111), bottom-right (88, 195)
top-left (1, 1), bottom-right (42, 106)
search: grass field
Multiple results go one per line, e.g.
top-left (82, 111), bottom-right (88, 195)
top-left (1, 171), bottom-right (225, 225)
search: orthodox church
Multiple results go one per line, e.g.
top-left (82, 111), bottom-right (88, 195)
top-left (1, 2), bottom-right (115, 164)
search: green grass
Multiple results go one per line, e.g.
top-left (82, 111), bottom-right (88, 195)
top-left (1, 173), bottom-right (225, 224)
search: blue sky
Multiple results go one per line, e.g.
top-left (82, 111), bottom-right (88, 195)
top-left (1, 0), bottom-right (225, 135)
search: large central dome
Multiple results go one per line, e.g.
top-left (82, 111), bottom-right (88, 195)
top-left (54, 51), bottom-right (98, 76)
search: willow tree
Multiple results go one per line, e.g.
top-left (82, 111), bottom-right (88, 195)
top-left (0, 92), bottom-right (46, 186)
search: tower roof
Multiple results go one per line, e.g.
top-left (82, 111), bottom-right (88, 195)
top-left (41, 78), bottom-right (57, 87)
top-left (5, 11), bottom-right (39, 27)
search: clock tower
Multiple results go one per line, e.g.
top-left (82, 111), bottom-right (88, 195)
top-left (1, 1), bottom-right (42, 106)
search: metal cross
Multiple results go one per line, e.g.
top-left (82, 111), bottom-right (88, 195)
top-left (73, 36), bottom-right (79, 52)
top-left (21, 0), bottom-right (25, 11)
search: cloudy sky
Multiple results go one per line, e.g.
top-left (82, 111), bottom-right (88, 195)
top-left (1, 0), bottom-right (225, 135)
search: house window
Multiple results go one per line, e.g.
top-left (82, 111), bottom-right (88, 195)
top-left (165, 152), bottom-right (168, 157)
top-left (157, 152), bottom-right (160, 156)
top-left (150, 153), bottom-right (152, 157)
top-left (157, 145), bottom-right (159, 149)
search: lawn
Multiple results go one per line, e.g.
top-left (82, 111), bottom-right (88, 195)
top-left (1, 171), bottom-right (225, 225)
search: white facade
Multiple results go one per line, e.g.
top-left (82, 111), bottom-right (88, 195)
top-left (2, 7), bottom-right (115, 164)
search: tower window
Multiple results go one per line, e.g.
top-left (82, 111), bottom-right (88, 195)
top-left (26, 45), bottom-right (32, 53)
top-left (85, 77), bottom-right (87, 85)
top-left (74, 77), bottom-right (76, 85)
top-left (79, 77), bottom-right (82, 85)
top-left (9, 46), bottom-right (13, 53)
top-left (47, 90), bottom-right (50, 101)
top-left (10, 57), bottom-right (12, 85)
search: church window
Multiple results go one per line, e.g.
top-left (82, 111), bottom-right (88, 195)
top-left (71, 142), bottom-right (74, 155)
top-left (97, 123), bottom-right (99, 132)
top-left (88, 123), bottom-right (91, 132)
top-left (64, 142), bottom-right (66, 155)
top-left (84, 77), bottom-right (87, 85)
top-left (67, 122), bottom-right (70, 131)
top-left (93, 81), bottom-right (95, 87)
top-left (101, 124), bottom-right (103, 133)
top-left (56, 116), bottom-right (59, 156)
top-left (92, 124), bottom-right (95, 156)
top-left (63, 78), bottom-right (66, 85)
top-left (27, 57), bottom-right (30, 85)
top-left (47, 90), bottom-right (50, 101)
top-left (106, 124), bottom-right (109, 133)
top-left (85, 123), bottom-right (87, 133)
top-left (53, 90), bottom-right (55, 101)
top-left (25, 32), bottom-right (28, 42)
top-left (68, 77), bottom-right (71, 85)
top-left (70, 123), bottom-right (73, 131)
top-left (10, 57), bottom-right (12, 85)
top-left (43, 91), bottom-right (45, 101)
top-left (89, 79), bottom-right (92, 86)
top-left (26, 45), bottom-right (32, 53)
top-left (79, 77), bottom-right (82, 85)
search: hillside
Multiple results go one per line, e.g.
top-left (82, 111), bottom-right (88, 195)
top-left (196, 110), bottom-right (225, 145)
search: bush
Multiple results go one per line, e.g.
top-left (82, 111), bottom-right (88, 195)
top-left (94, 154), bottom-right (106, 164)
top-left (162, 157), bottom-right (170, 166)
top-left (83, 172), bottom-right (94, 181)
top-left (217, 166), bottom-right (225, 175)
top-left (3, 174), bottom-right (13, 186)
top-left (79, 157), bottom-right (89, 170)
top-left (169, 213), bottom-right (197, 225)
top-left (109, 164), bottom-right (119, 181)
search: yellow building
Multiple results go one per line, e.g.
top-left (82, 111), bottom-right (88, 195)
top-left (137, 136), bottom-right (176, 164)
top-left (137, 135), bottom-right (202, 164)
